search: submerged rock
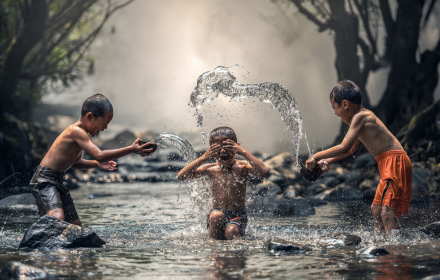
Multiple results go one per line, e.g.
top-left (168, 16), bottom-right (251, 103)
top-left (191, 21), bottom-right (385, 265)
top-left (359, 247), bottom-right (390, 256)
top-left (264, 238), bottom-right (311, 253)
top-left (247, 195), bottom-right (315, 217)
top-left (421, 221), bottom-right (440, 237)
top-left (314, 185), bottom-right (362, 201)
top-left (319, 233), bottom-right (361, 247)
top-left (0, 261), bottom-right (50, 280)
top-left (19, 215), bottom-right (105, 250)
top-left (422, 275), bottom-right (440, 280)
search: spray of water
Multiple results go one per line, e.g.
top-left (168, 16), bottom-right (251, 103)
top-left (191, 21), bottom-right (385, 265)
top-left (190, 66), bottom-right (311, 163)
top-left (152, 133), bottom-right (212, 224)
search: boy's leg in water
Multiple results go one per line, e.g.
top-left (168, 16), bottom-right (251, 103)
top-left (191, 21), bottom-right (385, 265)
top-left (381, 205), bottom-right (399, 237)
top-left (47, 208), bottom-right (65, 220)
top-left (209, 210), bottom-right (226, 240)
top-left (371, 204), bottom-right (385, 233)
top-left (47, 208), bottom-right (82, 226)
top-left (225, 224), bottom-right (240, 240)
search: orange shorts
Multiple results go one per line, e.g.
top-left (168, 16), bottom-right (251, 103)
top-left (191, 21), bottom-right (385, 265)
top-left (373, 150), bottom-right (412, 217)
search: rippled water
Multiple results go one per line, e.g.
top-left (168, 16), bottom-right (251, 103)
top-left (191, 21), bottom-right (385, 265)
top-left (1, 182), bottom-right (440, 279)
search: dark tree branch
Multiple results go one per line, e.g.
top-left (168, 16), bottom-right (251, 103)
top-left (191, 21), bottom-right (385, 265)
top-left (353, 0), bottom-right (377, 55)
top-left (424, 0), bottom-right (437, 27)
top-left (289, 0), bottom-right (330, 32)
top-left (379, 0), bottom-right (395, 61)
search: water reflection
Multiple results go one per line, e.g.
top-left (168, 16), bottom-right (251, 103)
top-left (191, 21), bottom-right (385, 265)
top-left (210, 251), bottom-right (248, 280)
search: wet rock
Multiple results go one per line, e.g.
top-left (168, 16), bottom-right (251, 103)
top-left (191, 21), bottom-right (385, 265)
top-left (252, 182), bottom-right (282, 197)
top-left (264, 238), bottom-right (311, 253)
top-left (316, 176), bottom-right (344, 188)
top-left (0, 261), bottom-right (50, 280)
top-left (411, 167), bottom-right (430, 203)
top-left (319, 233), bottom-right (361, 247)
top-left (88, 193), bottom-right (114, 199)
top-left (362, 188), bottom-right (376, 201)
top-left (307, 183), bottom-right (327, 196)
top-left (283, 185), bottom-right (296, 198)
top-left (359, 247), bottom-right (390, 256)
top-left (422, 275), bottom-right (440, 280)
top-left (19, 215), bottom-right (105, 250)
top-left (421, 221), bottom-right (440, 237)
top-left (101, 130), bottom-right (136, 150)
top-left (247, 195), bottom-right (315, 216)
top-left (352, 153), bottom-right (376, 169)
top-left (315, 184), bottom-right (362, 201)
top-left (0, 194), bottom-right (38, 217)
top-left (301, 197), bottom-right (327, 206)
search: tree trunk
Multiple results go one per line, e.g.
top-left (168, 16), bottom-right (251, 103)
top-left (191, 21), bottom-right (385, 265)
top-left (375, 0), bottom-right (426, 133)
top-left (0, 0), bottom-right (47, 128)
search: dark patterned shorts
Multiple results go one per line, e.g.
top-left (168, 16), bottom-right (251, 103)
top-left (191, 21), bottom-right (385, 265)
top-left (30, 166), bottom-right (79, 222)
top-left (207, 208), bottom-right (248, 238)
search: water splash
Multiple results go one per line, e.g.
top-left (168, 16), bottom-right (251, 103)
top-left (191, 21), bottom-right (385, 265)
top-left (152, 133), bottom-right (212, 224)
top-left (190, 66), bottom-right (311, 163)
top-left (153, 133), bottom-right (198, 162)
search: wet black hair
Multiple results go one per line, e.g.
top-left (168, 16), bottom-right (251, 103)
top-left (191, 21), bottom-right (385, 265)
top-left (209, 126), bottom-right (237, 144)
top-left (329, 80), bottom-right (362, 105)
top-left (81, 94), bottom-right (113, 117)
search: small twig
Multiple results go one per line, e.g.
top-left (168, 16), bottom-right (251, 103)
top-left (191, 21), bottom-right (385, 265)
top-left (0, 172), bottom-right (21, 188)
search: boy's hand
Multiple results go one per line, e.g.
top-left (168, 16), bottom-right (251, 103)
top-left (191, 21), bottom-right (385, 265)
top-left (305, 157), bottom-right (316, 171)
top-left (131, 138), bottom-right (154, 157)
top-left (222, 139), bottom-right (245, 155)
top-left (318, 160), bottom-right (329, 173)
top-left (99, 161), bottom-right (117, 171)
top-left (201, 143), bottom-right (221, 161)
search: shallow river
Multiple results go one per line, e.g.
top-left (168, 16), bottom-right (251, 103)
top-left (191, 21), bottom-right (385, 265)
top-left (1, 182), bottom-right (440, 279)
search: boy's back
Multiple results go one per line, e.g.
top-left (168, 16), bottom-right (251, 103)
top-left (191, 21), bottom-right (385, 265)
top-left (348, 109), bottom-right (403, 157)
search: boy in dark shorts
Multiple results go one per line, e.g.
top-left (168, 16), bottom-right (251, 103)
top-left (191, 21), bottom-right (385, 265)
top-left (305, 81), bottom-right (412, 237)
top-left (177, 127), bottom-right (269, 240)
top-left (31, 94), bottom-right (154, 227)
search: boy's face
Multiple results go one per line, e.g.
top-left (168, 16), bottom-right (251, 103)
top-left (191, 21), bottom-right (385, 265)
top-left (87, 110), bottom-right (113, 137)
top-left (330, 99), bottom-right (350, 124)
top-left (210, 135), bottom-right (236, 167)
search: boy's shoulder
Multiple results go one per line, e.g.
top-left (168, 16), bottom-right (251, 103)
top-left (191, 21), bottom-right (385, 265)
top-left (352, 109), bottom-right (377, 125)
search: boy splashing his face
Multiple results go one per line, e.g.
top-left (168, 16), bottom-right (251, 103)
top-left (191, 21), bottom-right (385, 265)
top-left (31, 94), bottom-right (154, 227)
top-left (177, 127), bottom-right (269, 240)
top-left (305, 81), bottom-right (412, 237)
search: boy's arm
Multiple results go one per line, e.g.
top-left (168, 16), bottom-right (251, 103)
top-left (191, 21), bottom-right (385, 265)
top-left (323, 138), bottom-right (360, 164)
top-left (306, 113), bottom-right (364, 170)
top-left (72, 158), bottom-right (117, 171)
top-left (72, 127), bottom-right (153, 162)
top-left (223, 140), bottom-right (270, 178)
top-left (177, 143), bottom-right (221, 181)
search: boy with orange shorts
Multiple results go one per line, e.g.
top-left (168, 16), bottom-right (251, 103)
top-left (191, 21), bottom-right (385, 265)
top-left (305, 80), bottom-right (412, 236)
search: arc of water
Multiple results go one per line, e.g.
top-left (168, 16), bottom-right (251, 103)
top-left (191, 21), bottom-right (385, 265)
top-left (190, 66), bottom-right (310, 164)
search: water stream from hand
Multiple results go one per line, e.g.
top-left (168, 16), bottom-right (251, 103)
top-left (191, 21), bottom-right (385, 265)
top-left (189, 66), bottom-right (311, 164)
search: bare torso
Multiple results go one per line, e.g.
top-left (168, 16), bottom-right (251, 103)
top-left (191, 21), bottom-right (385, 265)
top-left (357, 109), bottom-right (403, 157)
top-left (40, 124), bottom-right (83, 173)
top-left (206, 160), bottom-right (249, 211)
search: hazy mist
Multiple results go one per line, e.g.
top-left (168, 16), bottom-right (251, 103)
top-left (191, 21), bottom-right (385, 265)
top-left (43, 0), bottom-right (440, 154)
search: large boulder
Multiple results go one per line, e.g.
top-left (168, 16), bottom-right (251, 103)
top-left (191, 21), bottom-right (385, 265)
top-left (263, 153), bottom-right (303, 189)
top-left (0, 262), bottom-right (50, 280)
top-left (314, 184), bottom-right (362, 201)
top-left (247, 195), bottom-right (315, 216)
top-left (421, 221), bottom-right (440, 237)
top-left (19, 215), bottom-right (105, 250)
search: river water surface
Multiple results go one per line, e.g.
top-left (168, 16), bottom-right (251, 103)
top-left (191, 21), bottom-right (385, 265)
top-left (1, 182), bottom-right (440, 279)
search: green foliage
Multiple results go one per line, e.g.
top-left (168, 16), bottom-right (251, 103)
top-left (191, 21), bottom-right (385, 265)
top-left (0, 0), bottom-right (133, 121)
